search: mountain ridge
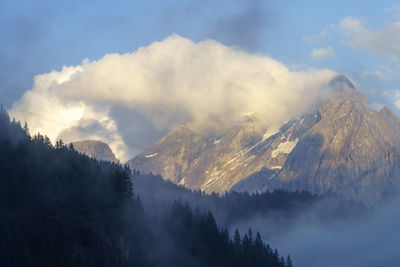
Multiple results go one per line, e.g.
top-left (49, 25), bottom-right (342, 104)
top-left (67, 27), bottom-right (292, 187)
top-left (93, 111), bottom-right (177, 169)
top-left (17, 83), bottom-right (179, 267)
top-left (266, 89), bottom-right (400, 205)
top-left (127, 75), bottom-right (400, 204)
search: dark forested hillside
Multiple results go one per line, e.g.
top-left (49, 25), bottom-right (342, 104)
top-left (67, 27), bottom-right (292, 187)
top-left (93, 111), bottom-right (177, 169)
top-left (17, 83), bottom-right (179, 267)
top-left (0, 107), bottom-right (290, 267)
top-left (0, 107), bottom-right (148, 266)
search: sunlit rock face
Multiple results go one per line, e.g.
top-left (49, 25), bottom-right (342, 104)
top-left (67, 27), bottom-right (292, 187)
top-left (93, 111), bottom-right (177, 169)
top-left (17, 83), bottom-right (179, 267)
top-left (71, 140), bottom-right (118, 162)
top-left (127, 76), bottom-right (400, 205)
top-left (127, 114), bottom-right (314, 194)
top-left (268, 89), bottom-right (400, 205)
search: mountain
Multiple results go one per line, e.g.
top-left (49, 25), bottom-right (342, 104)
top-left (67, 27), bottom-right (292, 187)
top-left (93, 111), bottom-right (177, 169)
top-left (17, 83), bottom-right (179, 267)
top-left (234, 87), bottom-right (400, 205)
top-left (71, 140), bottom-right (118, 162)
top-left (266, 89), bottom-right (400, 205)
top-left (127, 75), bottom-right (400, 204)
top-left (127, 113), bottom-right (316, 194)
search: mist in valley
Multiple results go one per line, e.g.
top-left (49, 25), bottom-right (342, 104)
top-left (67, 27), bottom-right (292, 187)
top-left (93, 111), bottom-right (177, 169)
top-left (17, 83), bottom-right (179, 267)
top-left (132, 171), bottom-right (400, 267)
top-left (230, 194), bottom-right (400, 267)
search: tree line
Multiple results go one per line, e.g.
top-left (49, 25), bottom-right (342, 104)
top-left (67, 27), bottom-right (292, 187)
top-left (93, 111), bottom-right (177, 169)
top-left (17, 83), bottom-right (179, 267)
top-left (0, 106), bottom-right (291, 267)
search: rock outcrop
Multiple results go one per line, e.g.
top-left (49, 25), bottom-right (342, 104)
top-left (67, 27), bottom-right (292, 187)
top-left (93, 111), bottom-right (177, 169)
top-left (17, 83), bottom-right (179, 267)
top-left (71, 140), bottom-right (118, 162)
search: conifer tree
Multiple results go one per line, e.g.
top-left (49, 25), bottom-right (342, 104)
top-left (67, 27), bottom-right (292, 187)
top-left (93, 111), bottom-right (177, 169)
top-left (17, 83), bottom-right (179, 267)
top-left (286, 255), bottom-right (293, 267)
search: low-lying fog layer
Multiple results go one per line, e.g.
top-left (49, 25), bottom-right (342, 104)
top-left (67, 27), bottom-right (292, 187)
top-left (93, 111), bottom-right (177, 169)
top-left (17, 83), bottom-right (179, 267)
top-left (233, 197), bottom-right (400, 267)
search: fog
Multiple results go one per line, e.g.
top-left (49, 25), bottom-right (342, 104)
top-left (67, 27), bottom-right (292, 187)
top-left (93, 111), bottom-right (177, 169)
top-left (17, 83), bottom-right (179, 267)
top-left (232, 196), bottom-right (400, 267)
top-left (131, 172), bottom-right (400, 267)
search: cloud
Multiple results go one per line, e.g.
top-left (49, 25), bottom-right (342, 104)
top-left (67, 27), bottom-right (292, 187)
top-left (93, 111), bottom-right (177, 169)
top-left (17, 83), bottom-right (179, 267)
top-left (271, 198), bottom-right (400, 267)
top-left (0, 2), bottom-right (53, 107)
top-left (10, 35), bottom-right (337, 161)
top-left (361, 64), bottom-right (393, 80)
top-left (385, 6), bottom-right (400, 20)
top-left (371, 102), bottom-right (384, 111)
top-left (231, 196), bottom-right (400, 267)
top-left (339, 15), bottom-right (400, 63)
top-left (207, 0), bottom-right (273, 51)
top-left (310, 46), bottom-right (334, 59)
top-left (384, 89), bottom-right (400, 109)
top-left (160, 0), bottom-right (274, 51)
top-left (302, 29), bottom-right (332, 45)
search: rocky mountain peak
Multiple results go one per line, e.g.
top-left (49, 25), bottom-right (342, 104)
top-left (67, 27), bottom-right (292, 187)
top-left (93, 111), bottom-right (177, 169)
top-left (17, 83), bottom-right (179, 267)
top-left (379, 106), bottom-right (400, 126)
top-left (268, 89), bottom-right (400, 205)
top-left (71, 140), bottom-right (118, 162)
top-left (328, 74), bottom-right (356, 93)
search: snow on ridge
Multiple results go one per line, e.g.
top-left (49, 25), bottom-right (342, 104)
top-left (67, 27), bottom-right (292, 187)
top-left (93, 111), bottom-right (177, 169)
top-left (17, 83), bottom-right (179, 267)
top-left (271, 138), bottom-right (298, 158)
top-left (214, 138), bottom-right (223, 145)
top-left (179, 176), bottom-right (186, 185)
top-left (145, 152), bottom-right (158, 158)
top-left (270, 165), bottom-right (282, 170)
top-left (262, 128), bottom-right (280, 141)
top-left (224, 154), bottom-right (240, 167)
top-left (201, 167), bottom-right (228, 190)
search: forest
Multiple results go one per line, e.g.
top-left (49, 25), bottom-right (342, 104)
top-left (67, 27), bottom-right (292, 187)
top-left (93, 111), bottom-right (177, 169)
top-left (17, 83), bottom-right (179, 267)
top-left (0, 106), bottom-right (295, 266)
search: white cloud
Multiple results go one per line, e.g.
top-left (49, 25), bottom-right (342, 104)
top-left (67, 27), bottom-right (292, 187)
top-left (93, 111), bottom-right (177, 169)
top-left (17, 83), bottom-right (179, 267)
top-left (10, 35), bottom-right (338, 161)
top-left (302, 28), bottom-right (332, 45)
top-left (339, 15), bottom-right (400, 63)
top-left (385, 6), bottom-right (400, 20)
top-left (361, 64), bottom-right (393, 80)
top-left (371, 102), bottom-right (384, 111)
top-left (391, 90), bottom-right (400, 109)
top-left (382, 89), bottom-right (400, 110)
top-left (310, 47), bottom-right (334, 59)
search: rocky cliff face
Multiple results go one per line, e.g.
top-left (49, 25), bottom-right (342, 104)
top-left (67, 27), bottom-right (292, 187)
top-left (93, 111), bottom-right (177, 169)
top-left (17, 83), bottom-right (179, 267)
top-left (71, 140), bottom-right (118, 162)
top-left (127, 110), bottom-right (317, 193)
top-left (127, 76), bottom-right (400, 204)
top-left (267, 89), bottom-right (400, 205)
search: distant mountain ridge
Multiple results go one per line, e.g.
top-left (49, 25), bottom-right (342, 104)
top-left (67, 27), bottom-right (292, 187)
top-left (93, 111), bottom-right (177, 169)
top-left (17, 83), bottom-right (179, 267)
top-left (127, 113), bottom-right (315, 193)
top-left (127, 75), bottom-right (400, 204)
top-left (71, 140), bottom-right (118, 162)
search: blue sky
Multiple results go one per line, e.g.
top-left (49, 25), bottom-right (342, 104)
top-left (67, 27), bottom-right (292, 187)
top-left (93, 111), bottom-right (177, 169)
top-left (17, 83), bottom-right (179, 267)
top-left (1, 0), bottom-right (399, 108)
top-left (2, 0), bottom-right (400, 159)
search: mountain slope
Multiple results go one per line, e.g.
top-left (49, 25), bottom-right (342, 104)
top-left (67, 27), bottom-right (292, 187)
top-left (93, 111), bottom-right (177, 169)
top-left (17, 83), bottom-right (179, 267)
top-left (127, 113), bottom-right (316, 193)
top-left (71, 140), bottom-right (118, 162)
top-left (266, 89), bottom-right (400, 204)
top-left (127, 75), bottom-right (400, 204)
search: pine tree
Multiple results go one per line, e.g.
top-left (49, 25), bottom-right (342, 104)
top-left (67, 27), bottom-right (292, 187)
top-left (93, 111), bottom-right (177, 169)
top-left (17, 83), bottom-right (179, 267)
top-left (273, 248), bottom-right (280, 265)
top-left (55, 139), bottom-right (65, 149)
top-left (44, 135), bottom-right (51, 146)
top-left (22, 121), bottom-right (29, 136)
top-left (68, 143), bottom-right (74, 151)
top-left (247, 227), bottom-right (253, 243)
top-left (286, 255), bottom-right (293, 267)
top-left (254, 232), bottom-right (263, 250)
top-left (233, 229), bottom-right (241, 251)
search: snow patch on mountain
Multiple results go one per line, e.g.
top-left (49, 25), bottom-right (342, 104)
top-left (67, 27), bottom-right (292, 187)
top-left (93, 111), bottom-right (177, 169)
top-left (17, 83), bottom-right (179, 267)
top-left (262, 128), bottom-right (280, 141)
top-left (270, 166), bottom-right (282, 170)
top-left (145, 152), bottom-right (158, 158)
top-left (214, 138), bottom-right (223, 145)
top-left (271, 139), bottom-right (298, 158)
top-left (179, 176), bottom-right (187, 185)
